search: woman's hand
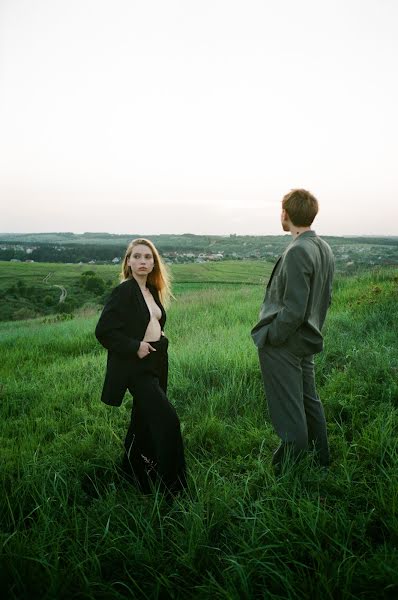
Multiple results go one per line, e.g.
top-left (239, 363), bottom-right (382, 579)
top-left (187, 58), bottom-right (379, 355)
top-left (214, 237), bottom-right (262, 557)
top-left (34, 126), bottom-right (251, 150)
top-left (137, 341), bottom-right (156, 359)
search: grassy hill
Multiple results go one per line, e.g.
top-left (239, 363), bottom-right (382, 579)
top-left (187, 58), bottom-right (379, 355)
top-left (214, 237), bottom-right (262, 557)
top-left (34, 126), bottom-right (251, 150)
top-left (0, 267), bottom-right (397, 599)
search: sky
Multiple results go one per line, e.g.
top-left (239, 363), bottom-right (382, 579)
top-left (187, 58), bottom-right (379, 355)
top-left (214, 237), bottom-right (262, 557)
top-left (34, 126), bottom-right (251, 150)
top-left (0, 0), bottom-right (397, 236)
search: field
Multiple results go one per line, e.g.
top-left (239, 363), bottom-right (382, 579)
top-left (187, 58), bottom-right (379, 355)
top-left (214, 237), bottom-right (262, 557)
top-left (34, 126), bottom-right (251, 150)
top-left (0, 260), bottom-right (273, 322)
top-left (0, 259), bottom-right (271, 287)
top-left (1, 263), bottom-right (398, 599)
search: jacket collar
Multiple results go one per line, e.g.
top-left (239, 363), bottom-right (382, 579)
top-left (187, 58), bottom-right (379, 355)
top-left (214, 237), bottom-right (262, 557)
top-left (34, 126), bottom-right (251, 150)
top-left (129, 276), bottom-right (163, 314)
top-left (292, 230), bottom-right (317, 242)
top-left (268, 230), bottom-right (317, 285)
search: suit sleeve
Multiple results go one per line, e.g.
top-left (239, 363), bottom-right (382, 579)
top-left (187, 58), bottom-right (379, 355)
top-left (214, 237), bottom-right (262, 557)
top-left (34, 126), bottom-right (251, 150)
top-left (95, 285), bottom-right (141, 356)
top-left (266, 245), bottom-right (313, 346)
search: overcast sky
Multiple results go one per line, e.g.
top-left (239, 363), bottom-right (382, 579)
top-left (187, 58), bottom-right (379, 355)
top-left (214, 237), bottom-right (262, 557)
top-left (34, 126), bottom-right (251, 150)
top-left (1, 0), bottom-right (397, 236)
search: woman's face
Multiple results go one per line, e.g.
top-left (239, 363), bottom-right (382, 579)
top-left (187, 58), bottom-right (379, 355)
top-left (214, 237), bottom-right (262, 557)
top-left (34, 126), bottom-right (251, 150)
top-left (127, 244), bottom-right (155, 278)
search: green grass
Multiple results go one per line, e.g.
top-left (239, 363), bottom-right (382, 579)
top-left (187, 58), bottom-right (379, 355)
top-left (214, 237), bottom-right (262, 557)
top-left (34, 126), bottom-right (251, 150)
top-left (0, 261), bottom-right (120, 288)
top-left (1, 267), bottom-right (398, 599)
top-left (172, 260), bottom-right (272, 284)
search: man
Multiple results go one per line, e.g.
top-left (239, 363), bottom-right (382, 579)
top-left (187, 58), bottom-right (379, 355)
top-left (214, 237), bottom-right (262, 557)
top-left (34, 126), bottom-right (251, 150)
top-left (251, 189), bottom-right (334, 469)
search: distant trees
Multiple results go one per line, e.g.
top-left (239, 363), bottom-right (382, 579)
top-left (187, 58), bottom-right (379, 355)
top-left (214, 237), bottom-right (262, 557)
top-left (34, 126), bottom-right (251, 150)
top-left (0, 243), bottom-right (127, 263)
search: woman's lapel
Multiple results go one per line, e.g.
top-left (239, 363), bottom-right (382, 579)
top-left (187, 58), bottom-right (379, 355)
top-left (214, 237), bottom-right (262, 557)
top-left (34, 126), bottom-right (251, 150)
top-left (130, 277), bottom-right (151, 321)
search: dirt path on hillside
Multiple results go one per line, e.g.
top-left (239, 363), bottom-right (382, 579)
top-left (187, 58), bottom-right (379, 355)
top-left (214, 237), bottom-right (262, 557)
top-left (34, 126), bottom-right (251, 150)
top-left (53, 285), bottom-right (67, 303)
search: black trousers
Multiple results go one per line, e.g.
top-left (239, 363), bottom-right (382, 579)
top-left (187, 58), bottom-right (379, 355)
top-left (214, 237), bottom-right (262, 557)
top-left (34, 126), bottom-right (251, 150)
top-left (122, 336), bottom-right (186, 494)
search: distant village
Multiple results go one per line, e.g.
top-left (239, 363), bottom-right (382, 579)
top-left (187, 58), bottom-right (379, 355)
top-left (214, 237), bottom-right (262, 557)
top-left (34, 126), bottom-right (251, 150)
top-left (0, 244), bottom-right (270, 265)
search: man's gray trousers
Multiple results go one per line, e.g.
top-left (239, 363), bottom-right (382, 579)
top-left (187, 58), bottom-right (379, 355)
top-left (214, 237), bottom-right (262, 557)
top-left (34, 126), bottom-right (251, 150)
top-left (258, 344), bottom-right (330, 467)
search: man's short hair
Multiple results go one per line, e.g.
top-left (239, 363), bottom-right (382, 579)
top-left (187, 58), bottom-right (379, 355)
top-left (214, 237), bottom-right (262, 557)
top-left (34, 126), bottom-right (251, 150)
top-left (282, 189), bottom-right (319, 227)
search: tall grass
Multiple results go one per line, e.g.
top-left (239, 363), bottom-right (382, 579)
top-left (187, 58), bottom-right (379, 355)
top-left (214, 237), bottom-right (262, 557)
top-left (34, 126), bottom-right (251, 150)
top-left (1, 268), bottom-right (397, 599)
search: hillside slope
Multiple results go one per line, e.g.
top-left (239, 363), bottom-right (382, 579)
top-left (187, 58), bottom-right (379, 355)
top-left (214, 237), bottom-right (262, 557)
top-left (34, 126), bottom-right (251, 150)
top-left (0, 268), bottom-right (397, 599)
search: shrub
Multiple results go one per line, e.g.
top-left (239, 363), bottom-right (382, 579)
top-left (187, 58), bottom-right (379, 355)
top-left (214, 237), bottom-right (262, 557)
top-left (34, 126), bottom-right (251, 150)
top-left (12, 307), bottom-right (37, 320)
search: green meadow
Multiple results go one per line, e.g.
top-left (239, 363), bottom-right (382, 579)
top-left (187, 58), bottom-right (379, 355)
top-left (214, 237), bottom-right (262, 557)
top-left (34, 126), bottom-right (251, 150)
top-left (0, 263), bottom-right (398, 599)
top-left (0, 259), bottom-right (271, 288)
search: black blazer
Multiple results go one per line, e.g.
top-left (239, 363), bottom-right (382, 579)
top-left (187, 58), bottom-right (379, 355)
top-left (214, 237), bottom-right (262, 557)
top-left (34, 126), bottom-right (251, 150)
top-left (95, 277), bottom-right (166, 406)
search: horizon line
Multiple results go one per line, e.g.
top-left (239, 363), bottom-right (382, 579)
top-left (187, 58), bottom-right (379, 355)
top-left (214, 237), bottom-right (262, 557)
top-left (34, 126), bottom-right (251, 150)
top-left (0, 231), bottom-right (397, 239)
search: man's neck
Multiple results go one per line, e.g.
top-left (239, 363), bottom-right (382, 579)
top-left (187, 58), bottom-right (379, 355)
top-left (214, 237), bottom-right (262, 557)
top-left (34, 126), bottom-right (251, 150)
top-left (290, 226), bottom-right (311, 240)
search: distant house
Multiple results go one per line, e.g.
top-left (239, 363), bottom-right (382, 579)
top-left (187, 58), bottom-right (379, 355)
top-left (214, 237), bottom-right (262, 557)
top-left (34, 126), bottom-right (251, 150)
top-left (10, 258), bottom-right (21, 262)
top-left (112, 257), bottom-right (121, 263)
top-left (208, 253), bottom-right (223, 261)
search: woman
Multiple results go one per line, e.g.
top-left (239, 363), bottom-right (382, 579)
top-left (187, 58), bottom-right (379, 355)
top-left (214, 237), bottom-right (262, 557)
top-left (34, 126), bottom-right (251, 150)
top-left (95, 238), bottom-right (186, 495)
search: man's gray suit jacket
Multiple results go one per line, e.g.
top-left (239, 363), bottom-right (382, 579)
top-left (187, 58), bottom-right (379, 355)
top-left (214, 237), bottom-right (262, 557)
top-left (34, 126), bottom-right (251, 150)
top-left (251, 230), bottom-right (334, 356)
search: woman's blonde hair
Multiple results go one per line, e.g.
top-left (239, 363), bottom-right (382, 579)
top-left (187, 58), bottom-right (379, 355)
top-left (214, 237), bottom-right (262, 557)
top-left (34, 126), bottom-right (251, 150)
top-left (120, 238), bottom-right (173, 307)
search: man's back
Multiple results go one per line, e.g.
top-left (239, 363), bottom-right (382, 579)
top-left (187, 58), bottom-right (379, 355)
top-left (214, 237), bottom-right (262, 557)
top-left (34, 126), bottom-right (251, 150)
top-left (292, 231), bottom-right (334, 331)
top-left (254, 230), bottom-right (334, 355)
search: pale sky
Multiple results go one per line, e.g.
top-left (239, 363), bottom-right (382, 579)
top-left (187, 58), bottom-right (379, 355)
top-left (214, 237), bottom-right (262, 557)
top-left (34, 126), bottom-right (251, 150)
top-left (1, 0), bottom-right (397, 236)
